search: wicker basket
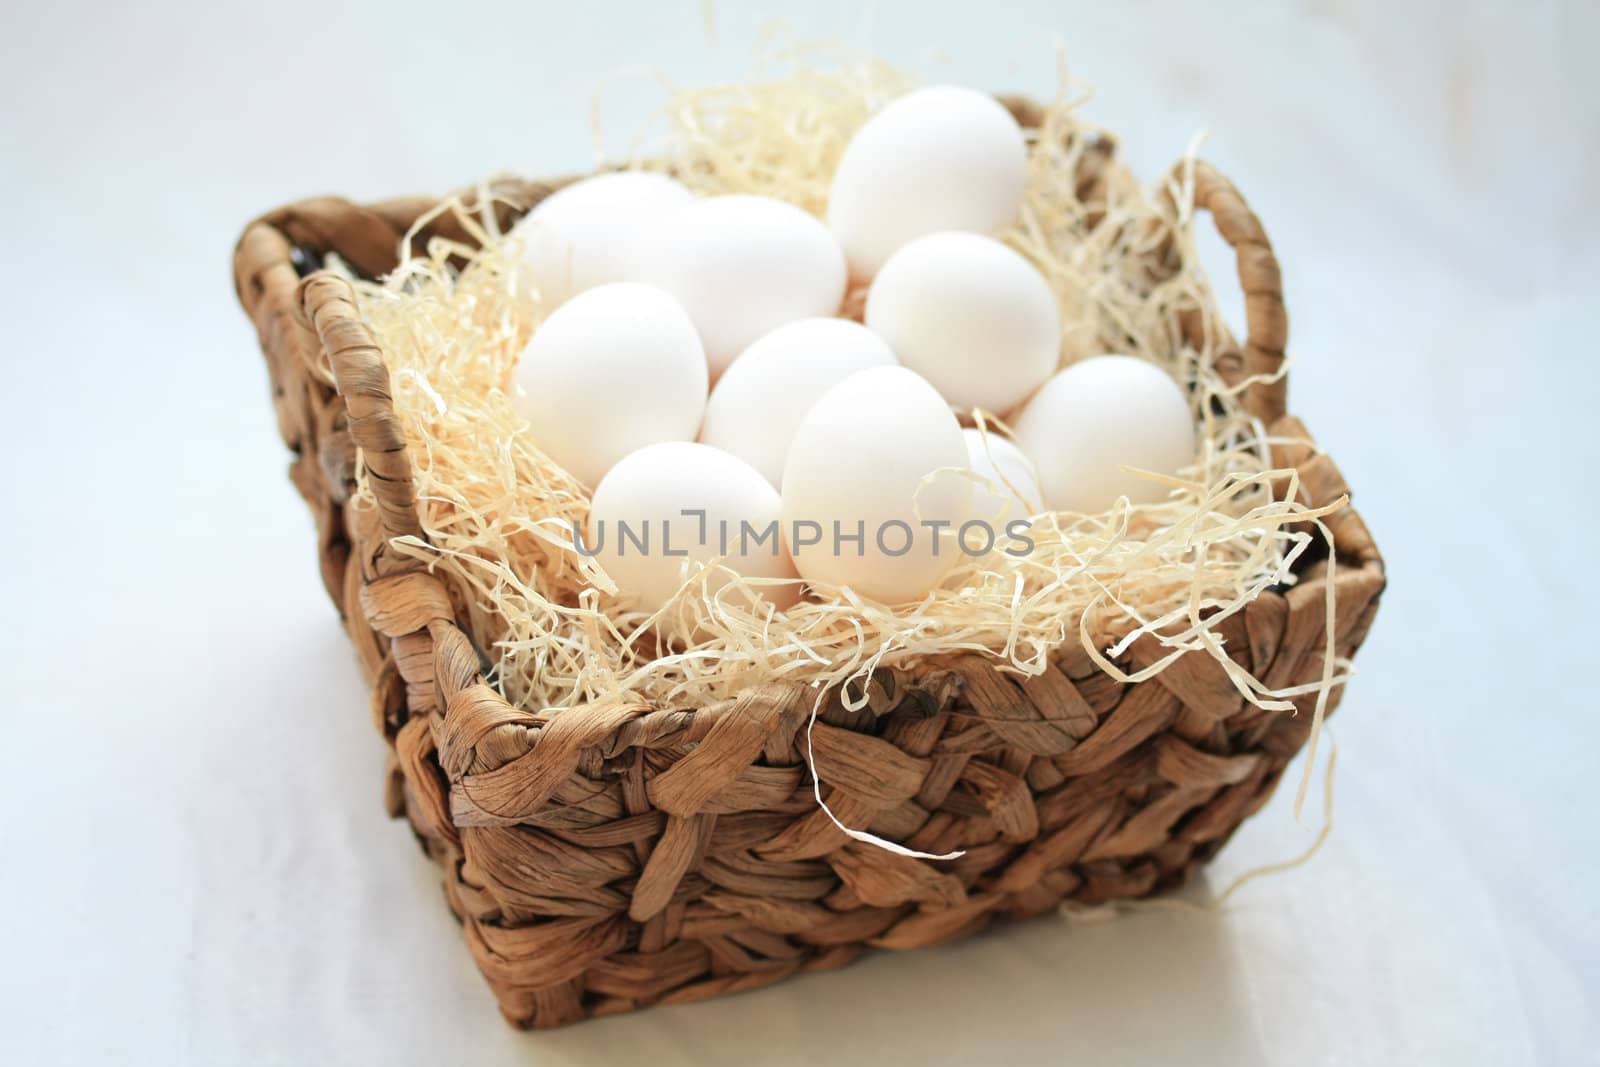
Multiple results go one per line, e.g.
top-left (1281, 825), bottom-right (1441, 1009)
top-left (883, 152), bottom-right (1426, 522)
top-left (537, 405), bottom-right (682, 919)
top-left (231, 100), bottom-right (1384, 1029)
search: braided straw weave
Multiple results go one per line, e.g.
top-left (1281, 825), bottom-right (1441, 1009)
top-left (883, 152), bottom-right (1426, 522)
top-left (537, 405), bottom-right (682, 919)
top-left (232, 107), bottom-right (1384, 1028)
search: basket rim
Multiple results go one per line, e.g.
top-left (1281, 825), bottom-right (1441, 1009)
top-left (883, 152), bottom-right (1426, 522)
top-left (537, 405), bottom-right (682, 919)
top-left (229, 119), bottom-right (1384, 748)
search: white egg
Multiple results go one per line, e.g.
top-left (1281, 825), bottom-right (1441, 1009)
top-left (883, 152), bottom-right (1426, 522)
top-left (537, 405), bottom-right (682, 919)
top-left (866, 231), bottom-right (1060, 415)
top-left (512, 171), bottom-right (692, 310)
top-left (701, 319), bottom-right (898, 487)
top-left (781, 366), bottom-right (972, 605)
top-left (630, 195), bottom-right (848, 378)
top-left (963, 427), bottom-right (1044, 522)
top-left (1011, 355), bottom-right (1197, 514)
top-left (829, 86), bottom-right (1028, 279)
top-left (512, 283), bottom-right (707, 487)
top-left (587, 442), bottom-right (799, 614)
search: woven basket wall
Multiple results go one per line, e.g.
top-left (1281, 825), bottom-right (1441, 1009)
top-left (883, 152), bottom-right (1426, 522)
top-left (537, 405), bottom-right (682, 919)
top-left (231, 99), bottom-right (1384, 1029)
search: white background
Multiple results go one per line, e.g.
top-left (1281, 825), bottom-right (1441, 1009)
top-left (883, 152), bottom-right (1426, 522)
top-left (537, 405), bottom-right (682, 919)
top-left (3, 1), bottom-right (1597, 1063)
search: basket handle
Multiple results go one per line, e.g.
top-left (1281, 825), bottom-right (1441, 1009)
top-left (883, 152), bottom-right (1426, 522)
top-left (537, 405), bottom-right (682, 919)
top-left (296, 272), bottom-right (425, 553)
top-left (261, 182), bottom-right (565, 571)
top-left (1179, 161), bottom-right (1289, 425)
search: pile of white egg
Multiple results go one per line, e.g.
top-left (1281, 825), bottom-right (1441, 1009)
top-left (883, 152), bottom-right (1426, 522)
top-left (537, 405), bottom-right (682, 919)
top-left (508, 86), bottom-right (1197, 615)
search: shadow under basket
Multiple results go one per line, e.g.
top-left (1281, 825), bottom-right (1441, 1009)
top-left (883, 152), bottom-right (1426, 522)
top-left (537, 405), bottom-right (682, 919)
top-left (232, 104), bottom-right (1384, 1029)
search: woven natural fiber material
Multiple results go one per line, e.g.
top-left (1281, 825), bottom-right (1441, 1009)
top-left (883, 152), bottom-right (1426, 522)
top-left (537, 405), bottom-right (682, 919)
top-left (232, 99), bottom-right (1384, 1028)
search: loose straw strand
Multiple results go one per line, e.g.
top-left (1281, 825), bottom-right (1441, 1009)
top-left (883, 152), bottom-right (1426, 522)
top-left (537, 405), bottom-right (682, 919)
top-left (1063, 733), bottom-right (1339, 924)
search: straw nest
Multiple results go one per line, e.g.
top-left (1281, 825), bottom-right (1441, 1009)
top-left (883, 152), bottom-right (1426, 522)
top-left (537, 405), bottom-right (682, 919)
top-left (341, 56), bottom-right (1348, 737)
